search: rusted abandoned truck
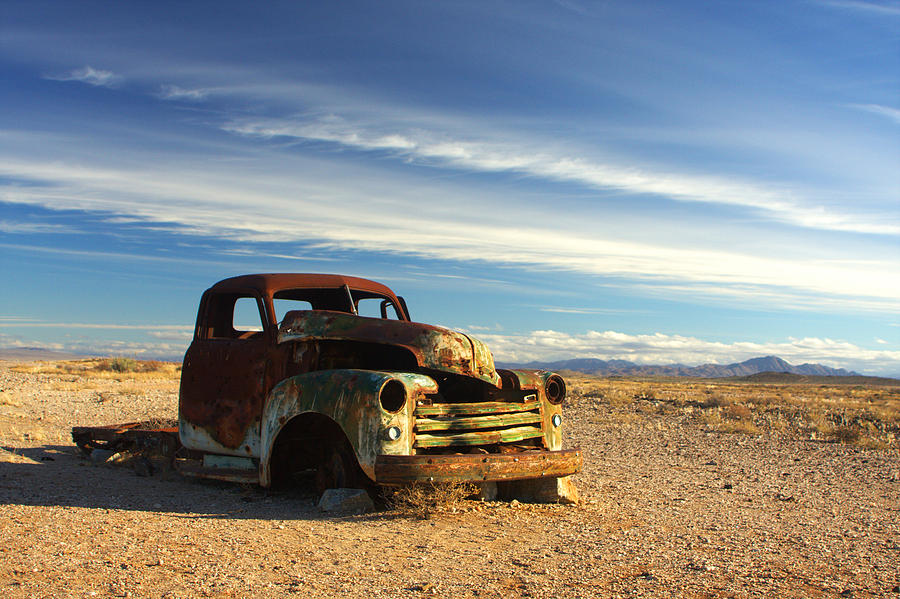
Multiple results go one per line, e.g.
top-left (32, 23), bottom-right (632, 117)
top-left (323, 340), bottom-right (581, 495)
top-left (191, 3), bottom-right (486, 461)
top-left (73, 274), bottom-right (581, 498)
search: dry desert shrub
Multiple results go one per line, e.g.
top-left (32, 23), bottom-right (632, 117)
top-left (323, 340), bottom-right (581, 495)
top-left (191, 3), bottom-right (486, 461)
top-left (94, 357), bottom-right (172, 374)
top-left (717, 418), bottom-right (762, 435)
top-left (386, 481), bottom-right (478, 519)
top-left (573, 374), bottom-right (899, 448)
top-left (724, 403), bottom-right (752, 420)
top-left (12, 359), bottom-right (180, 382)
top-left (144, 417), bottom-right (178, 429)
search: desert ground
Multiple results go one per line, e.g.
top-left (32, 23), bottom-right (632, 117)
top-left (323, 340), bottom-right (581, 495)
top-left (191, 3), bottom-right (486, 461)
top-left (1, 359), bottom-right (898, 598)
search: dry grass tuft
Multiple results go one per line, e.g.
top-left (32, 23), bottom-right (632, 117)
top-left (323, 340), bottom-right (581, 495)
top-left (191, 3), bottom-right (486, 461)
top-left (386, 481), bottom-right (478, 519)
top-left (94, 357), bottom-right (170, 373)
top-left (12, 358), bottom-right (180, 380)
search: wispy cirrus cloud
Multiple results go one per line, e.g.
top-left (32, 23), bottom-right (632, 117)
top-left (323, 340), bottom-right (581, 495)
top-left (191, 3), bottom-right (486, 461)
top-left (225, 115), bottom-right (900, 236)
top-left (0, 321), bottom-right (192, 331)
top-left (44, 65), bottom-right (122, 87)
top-left (158, 84), bottom-right (209, 101)
top-left (0, 220), bottom-right (80, 234)
top-left (478, 329), bottom-right (900, 375)
top-left (537, 306), bottom-right (639, 315)
top-left (851, 103), bottom-right (900, 126)
top-left (824, 1), bottom-right (900, 17)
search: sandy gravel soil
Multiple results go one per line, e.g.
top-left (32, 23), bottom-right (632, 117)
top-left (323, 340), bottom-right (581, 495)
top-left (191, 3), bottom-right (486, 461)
top-left (1, 362), bottom-right (898, 598)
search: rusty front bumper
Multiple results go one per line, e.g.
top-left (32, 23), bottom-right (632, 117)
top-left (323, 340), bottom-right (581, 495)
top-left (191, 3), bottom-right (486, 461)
top-left (374, 448), bottom-right (582, 485)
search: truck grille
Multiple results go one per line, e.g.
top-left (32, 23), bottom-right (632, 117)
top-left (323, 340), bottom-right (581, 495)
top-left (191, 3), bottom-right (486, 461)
top-left (413, 396), bottom-right (544, 449)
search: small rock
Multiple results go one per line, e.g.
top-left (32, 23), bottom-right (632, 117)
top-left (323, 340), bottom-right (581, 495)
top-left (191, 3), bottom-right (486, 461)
top-left (317, 488), bottom-right (374, 514)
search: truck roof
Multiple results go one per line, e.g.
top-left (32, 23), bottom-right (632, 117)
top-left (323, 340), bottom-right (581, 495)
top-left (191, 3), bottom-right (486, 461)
top-left (209, 273), bottom-right (399, 299)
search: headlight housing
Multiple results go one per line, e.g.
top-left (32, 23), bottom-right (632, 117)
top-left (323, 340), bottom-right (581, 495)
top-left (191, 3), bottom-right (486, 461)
top-left (379, 380), bottom-right (406, 413)
top-left (545, 374), bottom-right (566, 405)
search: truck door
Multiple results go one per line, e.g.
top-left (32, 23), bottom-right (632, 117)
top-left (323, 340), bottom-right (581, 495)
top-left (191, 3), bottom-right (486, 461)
top-left (179, 290), bottom-right (272, 457)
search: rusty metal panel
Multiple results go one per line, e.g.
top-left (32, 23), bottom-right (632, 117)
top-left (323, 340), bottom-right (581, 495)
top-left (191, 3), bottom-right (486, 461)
top-left (374, 448), bottom-right (582, 484)
top-left (177, 461), bottom-right (259, 484)
top-left (496, 369), bottom-right (566, 451)
top-left (178, 336), bottom-right (269, 456)
top-left (209, 273), bottom-right (403, 310)
top-left (415, 398), bottom-right (540, 417)
top-left (500, 368), bottom-right (544, 390)
top-left (72, 422), bottom-right (179, 456)
top-left (278, 310), bottom-right (502, 387)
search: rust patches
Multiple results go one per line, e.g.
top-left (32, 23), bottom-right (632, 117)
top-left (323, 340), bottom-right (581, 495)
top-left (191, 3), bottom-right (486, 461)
top-left (260, 369), bottom-right (435, 485)
top-left (374, 449), bottom-right (582, 484)
top-left (279, 310), bottom-right (501, 386)
top-left (178, 338), bottom-right (269, 452)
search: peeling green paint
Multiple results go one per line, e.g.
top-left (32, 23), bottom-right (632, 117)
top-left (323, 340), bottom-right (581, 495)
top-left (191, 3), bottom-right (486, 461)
top-left (415, 411), bottom-right (543, 432)
top-left (414, 425), bottom-right (545, 448)
top-left (414, 398), bottom-right (541, 417)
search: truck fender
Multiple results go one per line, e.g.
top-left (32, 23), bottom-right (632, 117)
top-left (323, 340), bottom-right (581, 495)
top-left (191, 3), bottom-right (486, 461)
top-left (259, 369), bottom-right (437, 487)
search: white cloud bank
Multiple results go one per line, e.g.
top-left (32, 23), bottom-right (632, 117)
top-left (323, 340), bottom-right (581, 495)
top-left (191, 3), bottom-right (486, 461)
top-left (1, 158), bottom-right (898, 314)
top-left (4, 326), bottom-right (896, 375)
top-left (473, 329), bottom-right (900, 375)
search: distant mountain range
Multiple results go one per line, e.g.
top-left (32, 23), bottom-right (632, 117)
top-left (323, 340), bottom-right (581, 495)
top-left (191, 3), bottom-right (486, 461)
top-left (498, 355), bottom-right (860, 378)
top-left (0, 348), bottom-right (872, 379)
top-left (0, 347), bottom-right (87, 361)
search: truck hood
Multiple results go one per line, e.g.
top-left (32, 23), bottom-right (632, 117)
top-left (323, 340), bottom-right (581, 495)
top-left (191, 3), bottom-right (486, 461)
top-left (278, 310), bottom-right (501, 387)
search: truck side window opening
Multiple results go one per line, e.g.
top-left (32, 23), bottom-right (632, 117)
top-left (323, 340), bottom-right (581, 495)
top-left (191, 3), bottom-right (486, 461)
top-left (233, 297), bottom-right (264, 333)
top-left (204, 293), bottom-right (265, 339)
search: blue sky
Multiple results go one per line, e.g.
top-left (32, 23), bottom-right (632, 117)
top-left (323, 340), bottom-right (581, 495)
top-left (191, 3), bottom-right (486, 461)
top-left (1, 1), bottom-right (898, 375)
